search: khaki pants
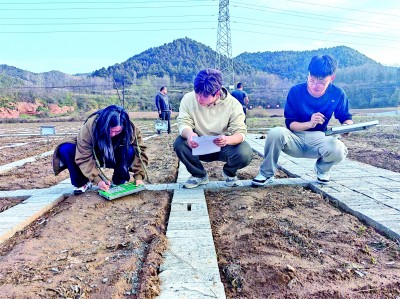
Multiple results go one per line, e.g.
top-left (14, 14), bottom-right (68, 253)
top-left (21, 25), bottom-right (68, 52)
top-left (258, 127), bottom-right (348, 177)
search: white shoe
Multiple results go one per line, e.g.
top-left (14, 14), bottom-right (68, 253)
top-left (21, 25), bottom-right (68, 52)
top-left (183, 175), bottom-right (209, 189)
top-left (251, 172), bottom-right (274, 186)
top-left (222, 171), bottom-right (240, 187)
top-left (74, 182), bottom-right (92, 195)
top-left (314, 165), bottom-right (330, 184)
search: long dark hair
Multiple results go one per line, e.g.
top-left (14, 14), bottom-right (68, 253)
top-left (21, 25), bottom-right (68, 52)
top-left (89, 105), bottom-right (133, 164)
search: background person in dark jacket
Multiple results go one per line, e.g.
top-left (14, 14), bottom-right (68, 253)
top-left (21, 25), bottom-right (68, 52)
top-left (155, 86), bottom-right (172, 134)
top-left (231, 82), bottom-right (249, 123)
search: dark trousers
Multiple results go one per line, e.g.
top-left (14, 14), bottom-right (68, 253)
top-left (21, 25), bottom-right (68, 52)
top-left (159, 111), bottom-right (171, 134)
top-left (173, 135), bottom-right (253, 177)
top-left (58, 143), bottom-right (135, 187)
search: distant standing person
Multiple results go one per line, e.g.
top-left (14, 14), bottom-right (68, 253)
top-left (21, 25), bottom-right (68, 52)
top-left (53, 105), bottom-right (148, 194)
top-left (252, 54), bottom-right (353, 186)
top-left (174, 69), bottom-right (253, 189)
top-left (231, 82), bottom-right (249, 122)
top-left (155, 86), bottom-right (172, 134)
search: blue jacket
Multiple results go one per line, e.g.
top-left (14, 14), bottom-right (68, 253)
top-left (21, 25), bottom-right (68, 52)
top-left (231, 89), bottom-right (248, 107)
top-left (284, 83), bottom-right (352, 131)
top-left (155, 93), bottom-right (171, 112)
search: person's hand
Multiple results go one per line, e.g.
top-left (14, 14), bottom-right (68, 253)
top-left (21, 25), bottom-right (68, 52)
top-left (213, 135), bottom-right (229, 147)
top-left (135, 179), bottom-right (144, 186)
top-left (187, 132), bottom-right (199, 148)
top-left (98, 180), bottom-right (111, 191)
top-left (309, 112), bottom-right (326, 128)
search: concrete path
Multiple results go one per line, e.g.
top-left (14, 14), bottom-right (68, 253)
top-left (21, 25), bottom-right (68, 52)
top-left (0, 179), bottom-right (72, 244)
top-left (156, 163), bottom-right (226, 299)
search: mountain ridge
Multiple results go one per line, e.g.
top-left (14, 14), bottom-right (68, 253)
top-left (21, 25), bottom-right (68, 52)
top-left (0, 38), bottom-right (389, 87)
top-left (0, 38), bottom-right (398, 111)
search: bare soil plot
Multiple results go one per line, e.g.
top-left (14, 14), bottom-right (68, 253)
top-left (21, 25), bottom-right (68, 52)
top-left (0, 197), bottom-right (26, 212)
top-left (343, 129), bottom-right (400, 173)
top-left (0, 190), bottom-right (170, 298)
top-left (0, 137), bottom-right (61, 167)
top-left (207, 187), bottom-right (400, 298)
top-left (0, 120), bottom-right (157, 167)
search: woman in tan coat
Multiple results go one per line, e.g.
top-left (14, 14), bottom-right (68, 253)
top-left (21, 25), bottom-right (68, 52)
top-left (53, 105), bottom-right (148, 194)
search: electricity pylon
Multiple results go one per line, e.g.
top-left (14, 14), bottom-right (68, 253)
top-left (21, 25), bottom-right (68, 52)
top-left (215, 0), bottom-right (234, 87)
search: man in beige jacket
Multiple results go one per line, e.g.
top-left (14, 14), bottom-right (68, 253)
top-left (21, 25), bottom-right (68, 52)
top-left (174, 68), bottom-right (253, 188)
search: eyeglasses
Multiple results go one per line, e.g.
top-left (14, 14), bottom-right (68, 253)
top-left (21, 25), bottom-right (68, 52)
top-left (307, 75), bottom-right (330, 87)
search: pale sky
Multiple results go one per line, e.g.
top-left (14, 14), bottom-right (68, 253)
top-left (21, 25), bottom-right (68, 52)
top-left (0, 0), bottom-right (399, 74)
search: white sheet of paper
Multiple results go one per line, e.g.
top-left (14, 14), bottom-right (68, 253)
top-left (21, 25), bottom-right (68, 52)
top-left (192, 135), bottom-right (221, 155)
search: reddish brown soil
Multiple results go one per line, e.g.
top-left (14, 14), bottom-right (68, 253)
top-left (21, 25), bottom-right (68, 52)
top-left (0, 190), bottom-right (170, 298)
top-left (343, 131), bottom-right (400, 173)
top-left (0, 197), bottom-right (26, 212)
top-left (0, 137), bottom-right (61, 167)
top-left (207, 187), bottom-right (400, 298)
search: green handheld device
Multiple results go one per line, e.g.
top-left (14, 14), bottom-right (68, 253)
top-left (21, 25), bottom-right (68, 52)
top-left (98, 182), bottom-right (145, 200)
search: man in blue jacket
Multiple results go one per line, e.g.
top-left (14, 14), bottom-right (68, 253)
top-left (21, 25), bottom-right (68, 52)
top-left (231, 82), bottom-right (249, 117)
top-left (155, 86), bottom-right (172, 134)
top-left (252, 54), bottom-right (353, 186)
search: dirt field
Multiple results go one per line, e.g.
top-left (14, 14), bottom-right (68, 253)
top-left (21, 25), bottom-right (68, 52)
top-left (207, 187), bottom-right (400, 298)
top-left (0, 111), bottom-right (399, 298)
top-left (343, 128), bottom-right (400, 173)
top-left (0, 198), bottom-right (26, 212)
top-left (0, 190), bottom-right (170, 298)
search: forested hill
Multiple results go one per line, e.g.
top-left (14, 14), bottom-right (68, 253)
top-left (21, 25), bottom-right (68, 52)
top-left (236, 46), bottom-right (378, 81)
top-left (0, 64), bottom-right (79, 87)
top-left (92, 37), bottom-right (254, 83)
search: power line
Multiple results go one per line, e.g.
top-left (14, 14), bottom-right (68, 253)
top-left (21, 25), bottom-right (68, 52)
top-left (0, 0), bottom-right (212, 4)
top-left (232, 28), bottom-right (400, 50)
top-left (0, 20), bottom-right (215, 26)
top-left (0, 14), bottom-right (216, 20)
top-left (0, 4), bottom-right (216, 11)
top-left (0, 27), bottom-right (215, 34)
top-left (234, 16), bottom-right (400, 42)
top-left (283, 0), bottom-right (400, 19)
top-left (231, 2), bottom-right (399, 31)
top-left (1, 15), bottom-right (398, 44)
top-left (1, 16), bottom-right (398, 46)
top-left (233, 21), bottom-right (400, 44)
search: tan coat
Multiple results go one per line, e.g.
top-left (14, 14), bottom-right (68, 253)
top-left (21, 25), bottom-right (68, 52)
top-left (53, 115), bottom-right (148, 184)
top-left (177, 87), bottom-right (247, 137)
